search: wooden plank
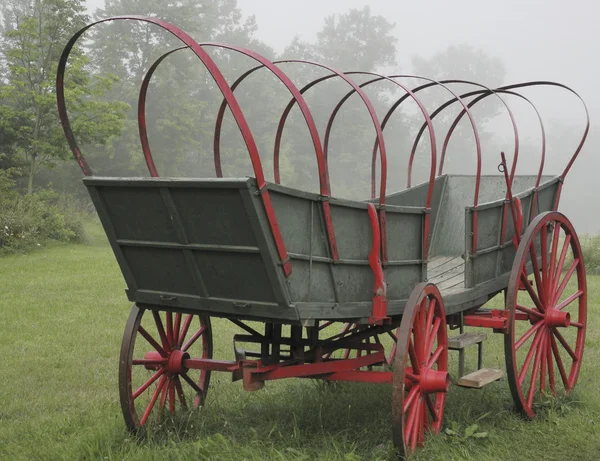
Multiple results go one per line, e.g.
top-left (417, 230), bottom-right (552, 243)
top-left (448, 332), bottom-right (488, 349)
top-left (457, 368), bottom-right (504, 388)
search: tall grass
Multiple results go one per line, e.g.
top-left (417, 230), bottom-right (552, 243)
top-left (580, 234), bottom-right (600, 275)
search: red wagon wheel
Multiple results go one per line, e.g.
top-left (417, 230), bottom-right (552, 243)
top-left (392, 282), bottom-right (449, 457)
top-left (505, 211), bottom-right (586, 418)
top-left (119, 304), bottom-right (213, 431)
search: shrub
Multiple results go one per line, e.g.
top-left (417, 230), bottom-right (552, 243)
top-left (0, 169), bottom-right (87, 253)
top-left (580, 235), bottom-right (600, 276)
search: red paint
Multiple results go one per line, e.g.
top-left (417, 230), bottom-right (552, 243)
top-left (367, 203), bottom-right (388, 325)
top-left (252, 351), bottom-right (386, 381)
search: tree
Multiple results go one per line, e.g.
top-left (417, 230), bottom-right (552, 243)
top-left (410, 45), bottom-right (507, 180)
top-left (278, 7), bottom-right (399, 198)
top-left (86, 0), bottom-right (275, 178)
top-left (316, 6), bottom-right (397, 72)
top-left (0, 0), bottom-right (128, 193)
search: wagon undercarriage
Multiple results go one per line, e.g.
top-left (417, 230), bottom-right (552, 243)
top-left (57, 15), bottom-right (590, 458)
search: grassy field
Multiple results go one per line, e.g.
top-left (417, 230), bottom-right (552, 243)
top-left (1, 225), bottom-right (599, 460)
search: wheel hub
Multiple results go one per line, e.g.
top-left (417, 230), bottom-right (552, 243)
top-left (419, 368), bottom-right (449, 394)
top-left (143, 351), bottom-right (163, 371)
top-left (167, 349), bottom-right (190, 376)
top-left (544, 309), bottom-right (571, 328)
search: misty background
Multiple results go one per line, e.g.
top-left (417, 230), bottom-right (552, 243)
top-left (3, 0), bottom-right (598, 239)
top-left (83, 0), bottom-right (599, 234)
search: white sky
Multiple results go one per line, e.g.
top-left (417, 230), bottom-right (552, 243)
top-left (85, 0), bottom-right (600, 116)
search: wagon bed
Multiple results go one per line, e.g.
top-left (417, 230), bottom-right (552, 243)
top-left (86, 173), bottom-right (559, 322)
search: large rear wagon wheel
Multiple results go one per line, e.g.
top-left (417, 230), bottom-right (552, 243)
top-left (392, 282), bottom-right (449, 458)
top-left (505, 211), bottom-right (586, 418)
top-left (119, 304), bottom-right (213, 432)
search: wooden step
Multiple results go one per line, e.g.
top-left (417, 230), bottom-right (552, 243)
top-left (457, 368), bottom-right (504, 388)
top-left (448, 332), bottom-right (488, 350)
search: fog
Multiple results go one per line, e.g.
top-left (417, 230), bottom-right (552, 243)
top-left (83, 0), bottom-right (599, 233)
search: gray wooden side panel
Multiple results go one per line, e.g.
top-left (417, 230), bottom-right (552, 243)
top-left (85, 177), bottom-right (296, 320)
top-left (466, 178), bottom-right (560, 287)
top-left (270, 186), bottom-right (426, 307)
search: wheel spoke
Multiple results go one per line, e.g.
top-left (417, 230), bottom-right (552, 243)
top-left (556, 290), bottom-right (583, 311)
top-left (403, 385), bottom-right (419, 412)
top-left (550, 334), bottom-right (569, 389)
top-left (138, 326), bottom-right (167, 357)
top-left (413, 309), bottom-right (424, 363)
top-left (427, 344), bottom-right (444, 368)
top-left (387, 330), bottom-right (398, 342)
top-left (526, 330), bottom-right (545, 407)
top-left (169, 379), bottom-right (176, 413)
top-left (410, 398), bottom-right (420, 451)
top-left (425, 394), bottom-right (438, 422)
top-left (177, 314), bottom-right (194, 349)
top-left (552, 328), bottom-right (578, 362)
top-left (133, 367), bottom-right (166, 399)
top-left (540, 334), bottom-right (547, 394)
top-left (182, 326), bottom-right (206, 353)
top-left (540, 223), bottom-right (549, 298)
top-left (408, 339), bottom-right (420, 374)
top-left (425, 317), bottom-right (441, 358)
top-left (516, 304), bottom-right (544, 319)
top-left (173, 313), bottom-right (182, 348)
top-left (551, 233), bottom-right (571, 294)
top-left (180, 371), bottom-right (203, 395)
top-left (166, 312), bottom-right (174, 349)
top-left (518, 327), bottom-right (544, 385)
top-left (425, 298), bottom-right (437, 342)
top-left (422, 397), bottom-right (430, 434)
top-left (157, 377), bottom-right (170, 419)
top-left (515, 321), bottom-right (544, 351)
top-left (521, 272), bottom-right (544, 311)
top-left (418, 400), bottom-right (426, 445)
top-left (547, 334), bottom-right (555, 395)
top-left (174, 376), bottom-right (187, 408)
top-left (419, 299), bottom-right (427, 337)
top-left (152, 311), bottom-right (170, 351)
top-left (529, 243), bottom-right (545, 305)
top-left (404, 393), bottom-right (419, 443)
top-left (405, 370), bottom-right (419, 383)
top-left (552, 259), bottom-right (579, 307)
top-left (140, 374), bottom-right (168, 426)
top-left (548, 222), bottom-right (561, 288)
top-left (570, 321), bottom-right (584, 329)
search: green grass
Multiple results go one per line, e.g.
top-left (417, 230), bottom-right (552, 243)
top-left (1, 227), bottom-right (599, 460)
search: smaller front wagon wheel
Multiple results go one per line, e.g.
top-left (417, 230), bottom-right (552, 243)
top-left (392, 282), bottom-right (449, 458)
top-left (119, 304), bottom-right (213, 431)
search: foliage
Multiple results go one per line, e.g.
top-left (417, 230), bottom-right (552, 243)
top-left (83, 0), bottom-right (273, 179)
top-left (444, 413), bottom-right (490, 442)
top-left (410, 44), bottom-right (508, 180)
top-left (0, 0), bottom-right (128, 193)
top-left (278, 7), bottom-right (399, 199)
top-left (0, 168), bottom-right (86, 252)
top-left (577, 235), bottom-right (600, 275)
